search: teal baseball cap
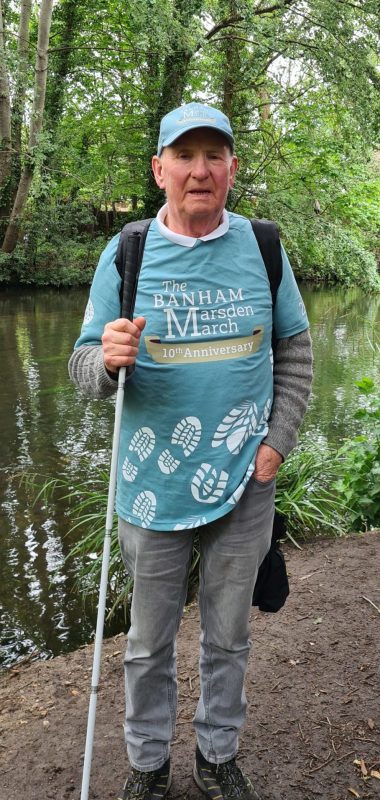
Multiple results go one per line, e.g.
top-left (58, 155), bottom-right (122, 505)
top-left (157, 102), bottom-right (235, 155)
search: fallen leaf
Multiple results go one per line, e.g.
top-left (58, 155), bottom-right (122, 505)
top-left (360, 759), bottom-right (368, 777)
top-left (367, 718), bottom-right (375, 730)
top-left (70, 689), bottom-right (80, 696)
top-left (348, 789), bottom-right (360, 798)
top-left (370, 770), bottom-right (380, 780)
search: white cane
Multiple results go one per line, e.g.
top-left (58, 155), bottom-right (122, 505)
top-left (80, 233), bottom-right (142, 800)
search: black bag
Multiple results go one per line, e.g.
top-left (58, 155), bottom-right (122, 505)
top-left (252, 511), bottom-right (289, 612)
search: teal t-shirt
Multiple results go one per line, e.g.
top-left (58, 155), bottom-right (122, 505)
top-left (76, 213), bottom-right (308, 530)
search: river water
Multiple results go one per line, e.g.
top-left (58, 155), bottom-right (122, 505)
top-left (0, 285), bottom-right (379, 667)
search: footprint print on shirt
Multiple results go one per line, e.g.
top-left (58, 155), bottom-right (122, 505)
top-left (191, 463), bottom-right (229, 504)
top-left (227, 461), bottom-right (255, 506)
top-left (157, 449), bottom-right (181, 475)
top-left (212, 402), bottom-right (258, 454)
top-left (122, 457), bottom-right (138, 483)
top-left (260, 398), bottom-right (272, 424)
top-left (132, 491), bottom-right (157, 528)
top-left (129, 427), bottom-right (156, 462)
top-left (174, 515), bottom-right (207, 530)
top-left (171, 416), bottom-right (201, 456)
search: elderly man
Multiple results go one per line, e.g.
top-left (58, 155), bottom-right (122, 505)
top-left (69, 102), bottom-right (313, 800)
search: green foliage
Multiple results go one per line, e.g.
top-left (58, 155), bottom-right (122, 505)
top-left (1, 0), bottom-right (380, 289)
top-left (0, 201), bottom-right (107, 286)
top-left (285, 221), bottom-right (379, 292)
top-left (333, 377), bottom-right (380, 531)
top-left (237, 87), bottom-right (380, 293)
top-left (275, 443), bottom-right (347, 547)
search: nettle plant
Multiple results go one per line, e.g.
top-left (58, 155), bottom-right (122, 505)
top-left (333, 377), bottom-right (380, 531)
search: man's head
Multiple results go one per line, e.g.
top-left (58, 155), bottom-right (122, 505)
top-left (152, 102), bottom-right (238, 237)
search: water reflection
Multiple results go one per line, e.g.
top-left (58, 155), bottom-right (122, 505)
top-left (0, 288), bottom-right (115, 667)
top-left (0, 285), bottom-right (379, 667)
top-left (302, 286), bottom-right (379, 442)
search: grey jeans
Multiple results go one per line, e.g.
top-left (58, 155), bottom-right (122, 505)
top-left (118, 476), bottom-right (275, 771)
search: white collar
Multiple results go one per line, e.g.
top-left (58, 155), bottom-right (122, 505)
top-left (156, 203), bottom-right (229, 248)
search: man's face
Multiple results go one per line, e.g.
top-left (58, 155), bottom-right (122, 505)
top-left (152, 128), bottom-right (238, 235)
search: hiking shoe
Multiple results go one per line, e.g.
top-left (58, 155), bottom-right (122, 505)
top-left (193, 747), bottom-right (261, 800)
top-left (118, 758), bottom-right (172, 800)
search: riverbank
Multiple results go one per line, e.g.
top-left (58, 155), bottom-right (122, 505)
top-left (1, 531), bottom-right (379, 800)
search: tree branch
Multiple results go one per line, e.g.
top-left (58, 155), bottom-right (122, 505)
top-left (204, 14), bottom-right (244, 42)
top-left (254, 0), bottom-right (297, 16)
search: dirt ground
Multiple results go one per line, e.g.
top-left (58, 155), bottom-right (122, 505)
top-left (1, 531), bottom-right (379, 800)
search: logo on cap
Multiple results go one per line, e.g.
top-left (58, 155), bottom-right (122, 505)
top-left (178, 108), bottom-right (216, 125)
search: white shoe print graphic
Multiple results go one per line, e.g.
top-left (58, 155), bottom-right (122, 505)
top-left (158, 449), bottom-right (181, 474)
top-left (83, 299), bottom-right (94, 325)
top-left (174, 516), bottom-right (207, 530)
top-left (254, 398), bottom-right (272, 437)
top-left (129, 427), bottom-right (156, 462)
top-left (212, 402), bottom-right (258, 454)
top-left (171, 416), bottom-right (201, 456)
top-left (122, 456), bottom-right (138, 483)
top-left (132, 491), bottom-right (157, 528)
top-left (227, 483), bottom-right (245, 506)
top-left (227, 462), bottom-right (255, 506)
top-left (260, 398), bottom-right (272, 424)
top-left (191, 463), bottom-right (229, 504)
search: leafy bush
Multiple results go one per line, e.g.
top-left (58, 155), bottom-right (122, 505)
top-left (249, 189), bottom-right (380, 293)
top-left (333, 377), bottom-right (380, 530)
top-left (287, 223), bottom-right (380, 292)
top-left (0, 200), bottom-right (108, 286)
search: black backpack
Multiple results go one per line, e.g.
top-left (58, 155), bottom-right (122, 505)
top-left (114, 216), bottom-right (289, 613)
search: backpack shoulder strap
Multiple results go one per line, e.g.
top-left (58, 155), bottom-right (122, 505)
top-left (115, 218), bottom-right (153, 319)
top-left (250, 218), bottom-right (283, 308)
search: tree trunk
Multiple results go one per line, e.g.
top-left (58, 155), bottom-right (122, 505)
top-left (222, 1), bottom-right (239, 120)
top-left (4, 0), bottom-right (32, 219)
top-left (45, 0), bottom-right (80, 130)
top-left (143, 0), bottom-right (203, 218)
top-left (2, 0), bottom-right (53, 253)
top-left (259, 86), bottom-right (271, 123)
top-left (0, 0), bottom-right (12, 194)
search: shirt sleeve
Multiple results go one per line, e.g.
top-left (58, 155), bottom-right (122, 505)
top-left (273, 245), bottom-right (309, 339)
top-left (264, 328), bottom-right (313, 459)
top-left (73, 233), bottom-right (122, 349)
